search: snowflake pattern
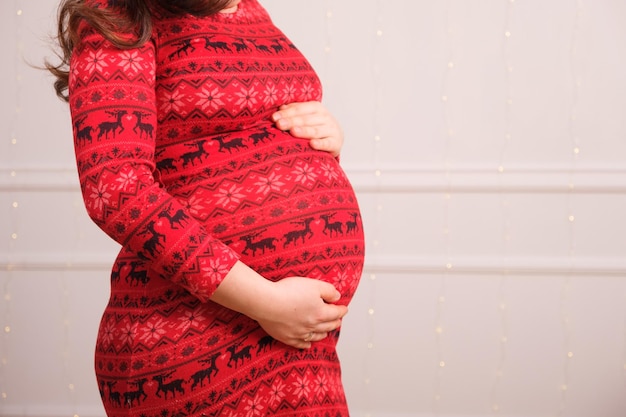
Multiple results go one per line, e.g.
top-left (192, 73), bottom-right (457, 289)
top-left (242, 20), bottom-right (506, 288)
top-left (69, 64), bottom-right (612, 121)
top-left (99, 318), bottom-right (116, 347)
top-left (119, 322), bottom-right (138, 347)
top-left (314, 374), bottom-right (329, 397)
top-left (176, 305), bottom-right (208, 332)
top-left (268, 381), bottom-right (286, 406)
top-left (320, 161), bottom-right (340, 181)
top-left (196, 85), bottom-right (226, 112)
top-left (140, 318), bottom-right (167, 344)
top-left (159, 89), bottom-right (186, 115)
top-left (263, 83), bottom-right (278, 106)
top-left (88, 181), bottom-right (112, 215)
top-left (282, 84), bottom-right (297, 103)
top-left (214, 183), bottom-right (245, 208)
top-left (114, 167), bottom-right (138, 192)
top-left (179, 195), bottom-right (206, 218)
top-left (234, 86), bottom-right (259, 110)
top-left (243, 396), bottom-right (264, 417)
top-left (118, 50), bottom-right (144, 74)
top-left (201, 258), bottom-right (230, 283)
top-left (300, 81), bottom-right (316, 101)
top-left (333, 270), bottom-right (348, 291)
top-left (293, 162), bottom-right (317, 184)
top-left (84, 49), bottom-right (108, 74)
top-left (254, 172), bottom-right (285, 194)
top-left (292, 375), bottom-right (311, 399)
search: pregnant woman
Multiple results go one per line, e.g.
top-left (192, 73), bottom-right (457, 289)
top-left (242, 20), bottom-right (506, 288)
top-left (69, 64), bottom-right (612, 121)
top-left (47, 0), bottom-right (364, 415)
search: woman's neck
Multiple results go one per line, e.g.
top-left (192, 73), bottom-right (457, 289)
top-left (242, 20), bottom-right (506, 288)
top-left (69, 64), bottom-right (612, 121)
top-left (220, 0), bottom-right (241, 14)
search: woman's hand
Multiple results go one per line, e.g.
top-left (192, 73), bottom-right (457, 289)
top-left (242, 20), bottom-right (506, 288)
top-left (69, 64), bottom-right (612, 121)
top-left (255, 277), bottom-right (348, 349)
top-left (271, 101), bottom-right (344, 157)
top-left (211, 261), bottom-right (347, 349)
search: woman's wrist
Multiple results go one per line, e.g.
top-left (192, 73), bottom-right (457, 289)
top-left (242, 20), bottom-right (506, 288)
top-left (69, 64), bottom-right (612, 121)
top-left (210, 260), bottom-right (276, 321)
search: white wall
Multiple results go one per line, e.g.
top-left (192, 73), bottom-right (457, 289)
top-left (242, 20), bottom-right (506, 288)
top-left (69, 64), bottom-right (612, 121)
top-left (1, 1), bottom-right (626, 416)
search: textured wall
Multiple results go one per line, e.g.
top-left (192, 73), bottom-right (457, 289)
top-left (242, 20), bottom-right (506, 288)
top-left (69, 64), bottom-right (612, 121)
top-left (1, 0), bottom-right (626, 416)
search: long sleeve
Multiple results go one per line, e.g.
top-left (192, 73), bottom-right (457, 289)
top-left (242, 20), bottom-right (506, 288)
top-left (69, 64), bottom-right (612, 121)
top-left (68, 26), bottom-right (239, 301)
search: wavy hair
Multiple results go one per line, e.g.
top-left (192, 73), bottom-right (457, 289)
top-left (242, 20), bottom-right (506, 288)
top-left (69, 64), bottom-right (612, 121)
top-left (46, 0), bottom-right (232, 101)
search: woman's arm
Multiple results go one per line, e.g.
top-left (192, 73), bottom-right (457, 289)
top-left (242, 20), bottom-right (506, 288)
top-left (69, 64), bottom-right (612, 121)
top-left (69, 27), bottom-right (239, 300)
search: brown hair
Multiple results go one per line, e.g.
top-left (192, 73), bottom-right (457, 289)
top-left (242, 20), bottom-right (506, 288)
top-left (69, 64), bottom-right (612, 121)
top-left (46, 0), bottom-right (232, 101)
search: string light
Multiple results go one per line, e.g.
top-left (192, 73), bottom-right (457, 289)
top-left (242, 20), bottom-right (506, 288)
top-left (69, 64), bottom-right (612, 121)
top-left (558, 2), bottom-right (584, 416)
top-left (434, 0), bottom-right (458, 413)
top-left (61, 197), bottom-right (83, 417)
top-left (361, 1), bottom-right (384, 416)
top-left (1, 0), bottom-right (25, 407)
top-left (491, 0), bottom-right (516, 413)
top-left (60, 274), bottom-right (79, 417)
top-left (322, 0), bottom-right (333, 93)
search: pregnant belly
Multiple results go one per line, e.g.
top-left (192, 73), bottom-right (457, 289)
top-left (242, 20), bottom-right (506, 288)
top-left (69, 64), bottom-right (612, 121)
top-left (162, 129), bottom-right (365, 303)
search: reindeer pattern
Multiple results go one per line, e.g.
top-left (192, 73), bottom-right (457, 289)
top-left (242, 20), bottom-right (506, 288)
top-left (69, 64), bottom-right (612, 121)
top-left (95, 329), bottom-right (337, 411)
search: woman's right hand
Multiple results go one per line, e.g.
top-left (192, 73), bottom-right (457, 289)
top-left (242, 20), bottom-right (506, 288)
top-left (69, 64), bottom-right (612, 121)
top-left (255, 277), bottom-right (348, 349)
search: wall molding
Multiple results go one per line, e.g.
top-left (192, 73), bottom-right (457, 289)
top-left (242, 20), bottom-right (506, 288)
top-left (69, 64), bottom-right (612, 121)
top-left (2, 166), bottom-right (626, 193)
top-left (3, 254), bottom-right (625, 277)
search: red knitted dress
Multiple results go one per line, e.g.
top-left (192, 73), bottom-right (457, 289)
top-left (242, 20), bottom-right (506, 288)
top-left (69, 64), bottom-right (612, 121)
top-left (68, 0), bottom-right (364, 416)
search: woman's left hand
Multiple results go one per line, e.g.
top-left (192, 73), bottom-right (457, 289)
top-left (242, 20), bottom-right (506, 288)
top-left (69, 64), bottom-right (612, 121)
top-left (271, 101), bottom-right (343, 157)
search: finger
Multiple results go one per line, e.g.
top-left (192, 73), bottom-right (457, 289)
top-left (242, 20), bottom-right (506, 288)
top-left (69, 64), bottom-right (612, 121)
top-left (309, 137), bottom-right (335, 152)
top-left (316, 318), bottom-right (342, 334)
top-left (277, 101), bottom-right (323, 117)
top-left (289, 125), bottom-right (327, 139)
top-left (272, 104), bottom-right (327, 126)
top-left (275, 114), bottom-right (328, 133)
top-left (310, 332), bottom-right (329, 342)
top-left (296, 331), bottom-right (329, 348)
top-left (317, 305), bottom-right (348, 326)
top-left (294, 333), bottom-right (314, 349)
top-left (319, 282), bottom-right (342, 303)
